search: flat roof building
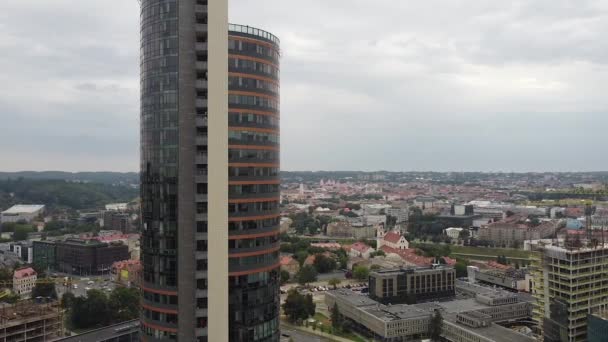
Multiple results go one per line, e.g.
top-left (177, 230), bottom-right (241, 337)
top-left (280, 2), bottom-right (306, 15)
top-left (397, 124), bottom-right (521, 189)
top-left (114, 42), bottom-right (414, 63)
top-left (326, 288), bottom-right (534, 342)
top-left (1, 205), bottom-right (45, 224)
top-left (369, 266), bottom-right (456, 304)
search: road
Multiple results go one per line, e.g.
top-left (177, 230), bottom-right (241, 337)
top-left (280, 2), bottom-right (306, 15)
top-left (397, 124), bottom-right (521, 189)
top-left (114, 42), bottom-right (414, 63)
top-left (280, 327), bottom-right (328, 342)
top-left (54, 274), bottom-right (118, 298)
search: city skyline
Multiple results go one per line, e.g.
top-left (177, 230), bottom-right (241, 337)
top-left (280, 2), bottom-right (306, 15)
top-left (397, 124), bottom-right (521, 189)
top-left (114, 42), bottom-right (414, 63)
top-left (1, 0), bottom-right (608, 172)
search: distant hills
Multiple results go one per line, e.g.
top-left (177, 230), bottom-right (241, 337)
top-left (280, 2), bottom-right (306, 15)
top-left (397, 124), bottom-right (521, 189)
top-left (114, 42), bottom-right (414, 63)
top-left (0, 171), bottom-right (139, 185)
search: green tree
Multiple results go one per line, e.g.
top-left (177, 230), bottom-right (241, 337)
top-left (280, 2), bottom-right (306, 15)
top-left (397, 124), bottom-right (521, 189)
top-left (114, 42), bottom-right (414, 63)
top-left (282, 289), bottom-right (315, 323)
top-left (428, 310), bottom-right (443, 341)
top-left (43, 221), bottom-right (65, 231)
top-left (0, 222), bottom-right (16, 233)
top-left (370, 250), bottom-right (386, 258)
top-left (454, 261), bottom-right (468, 278)
top-left (331, 303), bottom-right (342, 329)
top-left (328, 278), bottom-right (341, 289)
top-left (313, 254), bottom-right (337, 273)
top-left (61, 292), bottom-right (75, 309)
top-left (297, 265), bottom-right (318, 285)
top-left (458, 229), bottom-right (470, 240)
top-left (295, 250), bottom-right (309, 266)
top-left (108, 287), bottom-right (139, 322)
top-left (31, 280), bottom-right (57, 299)
top-left (280, 270), bottom-right (291, 285)
top-left (12, 226), bottom-right (33, 241)
top-left (71, 289), bottom-right (110, 329)
top-left (0, 268), bottom-right (12, 282)
top-left (353, 265), bottom-right (370, 280)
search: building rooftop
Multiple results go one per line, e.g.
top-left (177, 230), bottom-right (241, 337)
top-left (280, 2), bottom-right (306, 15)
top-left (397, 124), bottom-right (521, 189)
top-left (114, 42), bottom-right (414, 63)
top-left (13, 267), bottom-right (36, 279)
top-left (228, 23), bottom-right (280, 45)
top-left (2, 205), bottom-right (44, 215)
top-left (105, 203), bottom-right (128, 211)
top-left (443, 313), bottom-right (535, 342)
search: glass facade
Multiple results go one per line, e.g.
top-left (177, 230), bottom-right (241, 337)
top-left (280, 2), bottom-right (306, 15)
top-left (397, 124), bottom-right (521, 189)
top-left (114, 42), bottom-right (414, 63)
top-left (228, 28), bottom-right (281, 342)
top-left (140, 0), bottom-right (180, 339)
top-left (140, 2), bottom-right (280, 340)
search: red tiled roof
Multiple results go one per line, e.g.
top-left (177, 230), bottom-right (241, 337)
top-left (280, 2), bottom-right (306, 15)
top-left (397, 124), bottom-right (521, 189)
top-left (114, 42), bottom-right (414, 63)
top-left (383, 231), bottom-right (403, 244)
top-left (14, 267), bottom-right (36, 279)
top-left (442, 256), bottom-right (457, 266)
top-left (487, 261), bottom-right (512, 270)
top-left (351, 242), bottom-right (371, 253)
top-left (280, 256), bottom-right (296, 266)
top-left (304, 255), bottom-right (316, 265)
top-left (380, 246), bottom-right (433, 267)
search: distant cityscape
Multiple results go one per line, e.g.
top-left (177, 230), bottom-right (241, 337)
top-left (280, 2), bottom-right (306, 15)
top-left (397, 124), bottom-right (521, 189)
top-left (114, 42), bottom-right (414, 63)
top-left (0, 171), bottom-right (606, 340)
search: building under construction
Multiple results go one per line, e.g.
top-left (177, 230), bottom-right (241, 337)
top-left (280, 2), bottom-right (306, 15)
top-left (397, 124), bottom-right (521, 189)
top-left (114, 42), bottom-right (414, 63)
top-left (532, 242), bottom-right (608, 341)
top-left (0, 299), bottom-right (63, 341)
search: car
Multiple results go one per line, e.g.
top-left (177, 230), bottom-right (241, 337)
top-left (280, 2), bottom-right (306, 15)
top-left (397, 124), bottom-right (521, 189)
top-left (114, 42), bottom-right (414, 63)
top-left (73, 284), bottom-right (78, 289)
top-left (85, 287), bottom-right (91, 291)
top-left (87, 281), bottom-right (94, 285)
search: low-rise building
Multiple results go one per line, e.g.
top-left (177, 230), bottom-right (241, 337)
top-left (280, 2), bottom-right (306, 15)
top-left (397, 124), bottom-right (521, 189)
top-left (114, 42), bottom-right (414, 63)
top-left (377, 230), bottom-right (409, 250)
top-left (478, 216), bottom-right (558, 247)
top-left (386, 207), bottom-right (409, 223)
top-left (112, 260), bottom-right (141, 287)
top-left (369, 266), bottom-right (456, 304)
top-left (445, 227), bottom-right (464, 239)
top-left (280, 255), bottom-right (300, 276)
top-left (13, 267), bottom-right (37, 296)
top-left (10, 241), bottom-right (33, 263)
top-left (326, 286), bottom-right (533, 342)
top-left (349, 242), bottom-right (374, 259)
top-left (1, 205), bottom-right (45, 224)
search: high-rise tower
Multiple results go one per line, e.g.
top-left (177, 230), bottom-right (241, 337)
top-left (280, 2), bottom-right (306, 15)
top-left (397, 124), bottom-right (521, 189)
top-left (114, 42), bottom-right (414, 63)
top-left (140, 1), bottom-right (280, 341)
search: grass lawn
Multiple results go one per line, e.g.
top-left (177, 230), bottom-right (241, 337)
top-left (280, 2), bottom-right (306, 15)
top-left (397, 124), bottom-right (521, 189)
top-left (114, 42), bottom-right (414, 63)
top-left (413, 243), bottom-right (538, 260)
top-left (450, 245), bottom-right (538, 259)
top-left (312, 313), bottom-right (368, 342)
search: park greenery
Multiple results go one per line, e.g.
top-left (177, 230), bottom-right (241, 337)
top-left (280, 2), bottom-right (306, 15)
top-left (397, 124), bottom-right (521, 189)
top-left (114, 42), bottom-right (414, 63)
top-left (282, 289), bottom-right (315, 323)
top-left (428, 310), bottom-right (443, 341)
top-left (353, 265), bottom-right (369, 280)
top-left (0, 178), bottom-right (138, 211)
top-left (62, 287), bottom-right (139, 330)
top-left (296, 265), bottom-right (318, 285)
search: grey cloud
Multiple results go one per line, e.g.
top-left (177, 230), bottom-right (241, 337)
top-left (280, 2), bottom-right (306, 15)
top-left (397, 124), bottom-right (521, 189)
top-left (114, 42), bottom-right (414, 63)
top-left (0, 0), bottom-right (606, 172)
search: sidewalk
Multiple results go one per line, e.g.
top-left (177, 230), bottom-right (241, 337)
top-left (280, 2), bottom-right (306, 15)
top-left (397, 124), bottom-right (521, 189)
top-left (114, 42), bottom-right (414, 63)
top-left (281, 321), bottom-right (357, 342)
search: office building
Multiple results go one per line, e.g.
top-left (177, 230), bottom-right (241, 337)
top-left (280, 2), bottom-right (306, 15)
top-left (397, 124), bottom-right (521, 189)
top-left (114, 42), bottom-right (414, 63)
top-left (534, 244), bottom-right (608, 342)
top-left (103, 211), bottom-right (133, 233)
top-left (326, 286), bottom-right (533, 342)
top-left (369, 266), bottom-right (456, 304)
top-left (587, 312), bottom-right (608, 342)
top-left (139, 1), bottom-right (280, 341)
top-left (55, 239), bottom-right (129, 275)
top-left (10, 241), bottom-right (33, 263)
top-left (33, 240), bottom-right (57, 271)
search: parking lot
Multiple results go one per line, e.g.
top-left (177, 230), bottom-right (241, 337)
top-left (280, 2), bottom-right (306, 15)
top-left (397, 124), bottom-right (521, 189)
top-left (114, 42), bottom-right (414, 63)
top-left (52, 273), bottom-right (119, 298)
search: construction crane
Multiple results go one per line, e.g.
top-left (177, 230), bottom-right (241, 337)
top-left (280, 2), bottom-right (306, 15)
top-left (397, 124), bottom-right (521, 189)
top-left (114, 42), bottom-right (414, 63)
top-left (0, 277), bottom-right (76, 295)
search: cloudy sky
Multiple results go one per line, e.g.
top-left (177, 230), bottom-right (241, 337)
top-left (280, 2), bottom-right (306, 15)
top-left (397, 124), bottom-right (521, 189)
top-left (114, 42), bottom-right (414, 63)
top-left (1, 0), bottom-right (607, 172)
